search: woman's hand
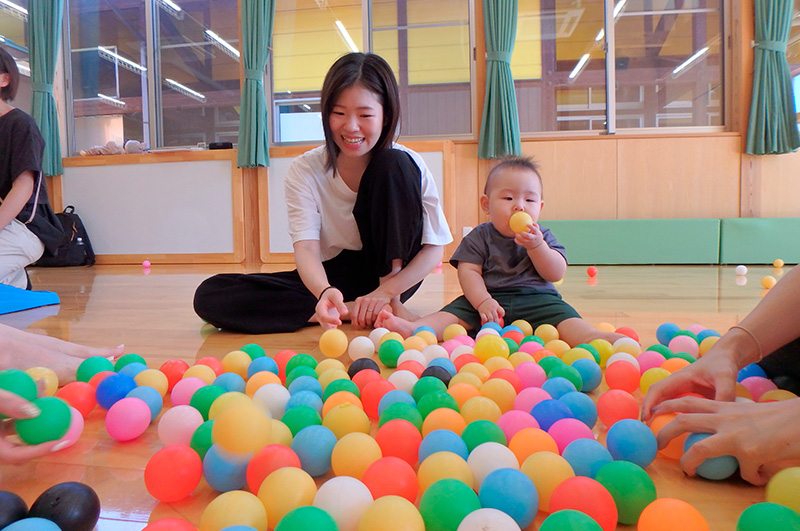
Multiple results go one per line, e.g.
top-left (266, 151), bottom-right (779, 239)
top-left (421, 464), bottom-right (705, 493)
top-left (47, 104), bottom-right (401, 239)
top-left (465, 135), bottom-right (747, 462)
top-left (351, 289), bottom-right (392, 329)
top-left (0, 390), bottom-right (61, 464)
top-left (652, 396), bottom-right (800, 485)
top-left (478, 297), bottom-right (505, 326)
top-left (314, 288), bottom-right (348, 330)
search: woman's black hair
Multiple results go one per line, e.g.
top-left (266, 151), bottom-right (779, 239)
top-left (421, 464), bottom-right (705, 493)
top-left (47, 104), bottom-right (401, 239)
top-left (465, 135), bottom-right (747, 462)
top-left (0, 47), bottom-right (20, 102)
top-left (320, 52), bottom-right (400, 173)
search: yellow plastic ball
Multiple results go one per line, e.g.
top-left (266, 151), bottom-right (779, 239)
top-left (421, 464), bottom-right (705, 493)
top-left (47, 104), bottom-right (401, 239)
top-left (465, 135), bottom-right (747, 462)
top-left (318, 368), bottom-right (350, 391)
top-left (640, 367), bottom-right (671, 395)
top-left (415, 330), bottom-right (438, 346)
top-left (460, 396), bottom-right (502, 424)
top-left (245, 371), bottom-right (281, 397)
top-left (510, 319), bottom-right (533, 337)
top-left (759, 389), bottom-right (798, 402)
top-left (221, 350), bottom-right (252, 379)
top-left (331, 432), bottom-right (382, 479)
top-left (267, 419), bottom-right (293, 446)
top-left (380, 331), bottom-right (404, 345)
top-left (257, 467), bottom-right (317, 525)
top-left (479, 378), bottom-right (516, 413)
top-left (773, 259), bottom-right (785, 268)
top-left (508, 352), bottom-right (535, 367)
top-left (322, 390), bottom-right (363, 417)
top-left (766, 467), bottom-right (800, 514)
top-left (447, 382), bottom-right (482, 408)
top-left (509, 211), bottom-right (533, 234)
top-left (24, 367), bottom-right (58, 397)
top-left (535, 324), bottom-right (559, 343)
top-left (209, 391), bottom-right (252, 420)
top-left (183, 364), bottom-right (216, 384)
top-left (316, 358), bottom-right (346, 377)
top-left (448, 372), bottom-right (483, 390)
top-left (589, 338), bottom-right (614, 367)
top-left (213, 400), bottom-right (271, 454)
top-left (483, 356), bottom-right (513, 374)
top-left (520, 451), bottom-right (575, 512)
top-left (762, 275), bottom-right (777, 289)
top-left (459, 362), bottom-right (490, 383)
top-left (322, 402), bottom-right (371, 439)
top-left (561, 347), bottom-right (594, 365)
top-left (594, 322), bottom-right (616, 333)
top-left (199, 490), bottom-right (268, 531)
top-left (403, 335), bottom-right (428, 352)
top-left (734, 383), bottom-right (753, 400)
top-left (443, 324), bottom-right (468, 341)
top-left (473, 335), bottom-right (510, 363)
top-left (358, 496), bottom-right (425, 531)
top-left (698, 336), bottom-right (720, 356)
top-left (418, 451), bottom-right (474, 493)
top-left (421, 407), bottom-right (467, 436)
top-left (134, 368), bottom-right (169, 397)
top-left (614, 342), bottom-right (642, 356)
top-left (319, 328), bottom-right (349, 358)
top-left (544, 339), bottom-right (571, 358)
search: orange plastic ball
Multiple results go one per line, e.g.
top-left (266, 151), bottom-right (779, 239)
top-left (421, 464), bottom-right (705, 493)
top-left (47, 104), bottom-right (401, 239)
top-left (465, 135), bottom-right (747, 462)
top-left (509, 427), bottom-right (559, 465)
top-left (637, 498), bottom-right (709, 531)
top-left (460, 396), bottom-right (502, 424)
top-left (245, 371), bottom-right (281, 397)
top-left (661, 357), bottom-right (691, 373)
top-left (331, 432), bottom-right (382, 479)
top-left (196, 357), bottom-right (224, 376)
top-left (649, 412), bottom-right (687, 460)
top-left (597, 389), bottom-right (639, 428)
top-left (422, 407), bottom-right (467, 436)
top-left (322, 390), bottom-right (363, 416)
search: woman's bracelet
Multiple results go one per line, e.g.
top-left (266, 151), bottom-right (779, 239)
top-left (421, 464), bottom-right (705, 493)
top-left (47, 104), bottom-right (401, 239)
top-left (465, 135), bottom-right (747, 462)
top-left (318, 286), bottom-right (336, 301)
top-left (729, 324), bottom-right (763, 361)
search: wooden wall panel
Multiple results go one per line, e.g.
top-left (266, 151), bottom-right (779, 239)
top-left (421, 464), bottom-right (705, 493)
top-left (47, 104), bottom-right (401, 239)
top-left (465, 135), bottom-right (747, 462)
top-left (617, 135), bottom-right (742, 219)
top-left (742, 151), bottom-right (800, 218)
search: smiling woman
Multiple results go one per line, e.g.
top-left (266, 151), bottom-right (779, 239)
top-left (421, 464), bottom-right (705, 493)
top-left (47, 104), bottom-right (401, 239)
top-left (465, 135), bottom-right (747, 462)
top-left (193, 52), bottom-right (453, 335)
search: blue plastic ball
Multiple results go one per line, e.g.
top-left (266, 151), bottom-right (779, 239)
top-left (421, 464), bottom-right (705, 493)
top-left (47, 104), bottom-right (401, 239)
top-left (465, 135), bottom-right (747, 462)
top-left (202, 443), bottom-right (249, 492)
top-left (696, 329), bottom-right (721, 342)
top-left (2, 518), bottom-right (62, 531)
top-left (291, 425), bottom-right (338, 477)
top-left (501, 325), bottom-right (524, 335)
top-left (562, 438), bottom-right (613, 478)
top-left (684, 432), bottom-right (739, 480)
top-left (478, 468), bottom-right (538, 528)
top-left (542, 377), bottom-right (577, 400)
top-left (288, 375), bottom-right (323, 398)
top-left (246, 356), bottom-right (279, 379)
top-left (605, 419), bottom-right (658, 468)
top-left (559, 391), bottom-right (598, 429)
top-left (414, 325), bottom-right (437, 336)
top-left (571, 358), bottom-right (603, 392)
top-left (480, 322), bottom-right (503, 333)
top-left (213, 373), bottom-right (246, 394)
top-left (737, 363), bottom-right (768, 382)
top-left (531, 399), bottom-right (574, 431)
top-left (221, 526), bottom-right (259, 531)
top-left (126, 385), bottom-right (163, 421)
top-left (419, 429), bottom-right (469, 462)
top-left (378, 389), bottom-right (416, 417)
top-left (118, 362), bottom-right (148, 379)
top-left (656, 323), bottom-right (681, 346)
top-left (427, 358), bottom-right (457, 377)
top-left (285, 390), bottom-right (323, 415)
top-left (95, 373), bottom-right (137, 410)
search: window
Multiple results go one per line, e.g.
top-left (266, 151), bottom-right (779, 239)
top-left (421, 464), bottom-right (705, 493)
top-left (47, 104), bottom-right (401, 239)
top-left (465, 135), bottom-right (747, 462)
top-left (0, 0), bottom-right (32, 113)
top-left (514, 0), bottom-right (724, 133)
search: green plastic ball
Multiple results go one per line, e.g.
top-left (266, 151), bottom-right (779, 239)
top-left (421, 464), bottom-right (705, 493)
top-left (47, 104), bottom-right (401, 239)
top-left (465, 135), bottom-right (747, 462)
top-left (378, 402), bottom-right (423, 431)
top-left (548, 364), bottom-right (584, 391)
top-left (461, 419), bottom-right (507, 452)
top-left (190, 420), bottom-right (215, 460)
top-left (114, 353), bottom-right (147, 372)
top-left (285, 354), bottom-right (317, 376)
top-left (322, 379), bottom-right (360, 401)
top-left (502, 337), bottom-right (519, 354)
top-left (419, 478), bottom-right (481, 531)
top-left (411, 376), bottom-right (447, 403)
top-left (189, 385), bottom-right (226, 421)
top-left (645, 344), bottom-right (673, 357)
top-left (0, 369), bottom-right (38, 419)
top-left (274, 506), bottom-right (338, 531)
top-left (417, 391), bottom-right (459, 419)
top-left (76, 357), bottom-right (115, 383)
top-left (15, 396), bottom-right (71, 445)
top-left (285, 365), bottom-right (319, 388)
top-left (538, 356), bottom-right (565, 375)
top-left (594, 460), bottom-right (657, 525)
top-left (736, 502), bottom-right (800, 531)
top-left (672, 330), bottom-right (699, 343)
top-left (539, 509), bottom-right (603, 530)
top-left (666, 351), bottom-right (696, 363)
top-left (521, 335), bottom-right (545, 346)
top-left (576, 343), bottom-right (601, 363)
top-left (378, 339), bottom-right (405, 368)
top-left (240, 343), bottom-right (266, 359)
top-left (281, 405), bottom-right (322, 436)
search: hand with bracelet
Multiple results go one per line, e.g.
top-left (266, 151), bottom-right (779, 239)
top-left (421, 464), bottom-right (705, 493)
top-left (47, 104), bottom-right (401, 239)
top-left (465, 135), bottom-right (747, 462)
top-left (477, 296), bottom-right (505, 326)
top-left (314, 286), bottom-right (348, 330)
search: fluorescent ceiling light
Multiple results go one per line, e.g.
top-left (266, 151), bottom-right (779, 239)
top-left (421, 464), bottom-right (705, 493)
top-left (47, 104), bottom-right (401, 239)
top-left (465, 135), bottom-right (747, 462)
top-left (164, 78), bottom-right (206, 102)
top-left (335, 20), bottom-right (359, 53)
top-left (98, 46), bottom-right (147, 73)
top-left (672, 46), bottom-right (709, 75)
top-left (205, 30), bottom-right (240, 59)
top-left (15, 60), bottom-right (30, 77)
top-left (595, 29), bottom-right (604, 42)
top-left (159, 0), bottom-right (182, 12)
top-left (97, 93), bottom-right (126, 109)
top-left (302, 104), bottom-right (311, 111)
top-left (569, 53), bottom-right (591, 80)
top-left (594, 1), bottom-right (628, 42)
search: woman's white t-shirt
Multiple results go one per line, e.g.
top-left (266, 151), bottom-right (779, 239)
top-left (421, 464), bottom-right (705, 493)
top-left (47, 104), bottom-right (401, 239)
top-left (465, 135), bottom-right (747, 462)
top-left (285, 144), bottom-right (453, 262)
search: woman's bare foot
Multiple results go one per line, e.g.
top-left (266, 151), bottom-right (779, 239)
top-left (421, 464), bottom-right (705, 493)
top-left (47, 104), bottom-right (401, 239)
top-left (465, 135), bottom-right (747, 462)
top-left (374, 309), bottom-right (416, 338)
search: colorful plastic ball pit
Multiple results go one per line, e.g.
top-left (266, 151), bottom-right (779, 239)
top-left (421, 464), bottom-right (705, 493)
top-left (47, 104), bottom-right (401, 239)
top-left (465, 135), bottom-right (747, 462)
top-left (375, 419), bottom-right (422, 466)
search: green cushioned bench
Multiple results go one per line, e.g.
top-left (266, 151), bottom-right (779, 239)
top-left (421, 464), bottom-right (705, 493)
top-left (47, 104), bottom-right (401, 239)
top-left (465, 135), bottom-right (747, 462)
top-left (541, 219), bottom-right (721, 265)
top-left (719, 218), bottom-right (800, 264)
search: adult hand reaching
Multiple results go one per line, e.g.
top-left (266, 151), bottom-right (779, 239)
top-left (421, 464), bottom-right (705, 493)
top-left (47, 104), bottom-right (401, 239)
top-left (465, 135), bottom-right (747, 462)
top-left (0, 389), bottom-right (63, 464)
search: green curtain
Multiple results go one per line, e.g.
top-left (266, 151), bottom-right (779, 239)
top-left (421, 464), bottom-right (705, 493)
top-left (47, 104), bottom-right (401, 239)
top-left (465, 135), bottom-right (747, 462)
top-left (28, 0), bottom-right (64, 176)
top-left (237, 0), bottom-right (276, 168)
top-left (478, 0), bottom-right (521, 159)
top-left (746, 0), bottom-right (800, 155)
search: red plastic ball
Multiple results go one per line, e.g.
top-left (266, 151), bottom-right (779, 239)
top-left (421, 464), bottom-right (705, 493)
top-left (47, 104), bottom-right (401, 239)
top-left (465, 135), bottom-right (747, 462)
top-left (352, 369), bottom-right (382, 391)
top-left (488, 369), bottom-right (523, 394)
top-left (88, 371), bottom-right (115, 389)
top-left (604, 361), bottom-right (641, 394)
top-left (597, 389), bottom-right (639, 428)
top-left (144, 445), bottom-right (203, 503)
top-left (159, 359), bottom-right (190, 392)
top-left (375, 419), bottom-right (422, 467)
top-left (587, 266), bottom-right (598, 277)
top-left (502, 330), bottom-right (524, 345)
top-left (550, 476), bottom-right (618, 531)
top-left (274, 349), bottom-right (297, 382)
top-left (246, 444), bottom-right (302, 494)
top-left (453, 354), bottom-right (481, 372)
top-left (361, 456), bottom-right (418, 502)
top-left (143, 518), bottom-right (197, 531)
top-left (396, 360), bottom-right (425, 378)
top-left (56, 381), bottom-right (97, 418)
top-left (361, 379), bottom-right (396, 420)
top-left (195, 357), bottom-right (224, 376)
top-left (615, 327), bottom-right (639, 342)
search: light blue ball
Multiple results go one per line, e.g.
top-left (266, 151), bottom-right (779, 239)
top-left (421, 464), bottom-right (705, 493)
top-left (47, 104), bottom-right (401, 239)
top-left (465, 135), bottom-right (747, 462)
top-left (202, 443), bottom-right (249, 492)
top-left (247, 356), bottom-right (279, 379)
top-left (501, 325), bottom-right (524, 335)
top-left (2, 518), bottom-right (62, 531)
top-left (684, 432), bottom-right (739, 480)
top-left (118, 361), bottom-right (148, 379)
top-left (426, 358), bottom-right (457, 377)
top-left (478, 468), bottom-right (538, 528)
top-left (656, 323), bottom-right (680, 346)
top-left (291, 425), bottom-right (337, 477)
top-left (542, 376), bottom-right (577, 399)
top-left (696, 329), bottom-right (721, 342)
top-left (571, 358), bottom-right (603, 392)
top-left (737, 363), bottom-right (767, 382)
top-left (126, 385), bottom-right (163, 421)
top-left (419, 429), bottom-right (469, 462)
top-left (562, 438), bottom-right (613, 478)
top-left (286, 390), bottom-right (323, 415)
top-left (559, 391), bottom-right (597, 428)
top-left (378, 389), bottom-right (416, 417)
top-left (414, 325), bottom-right (437, 336)
top-left (288, 375), bottom-right (324, 398)
top-left (606, 419), bottom-right (658, 469)
top-left (221, 527), bottom-right (259, 531)
top-left (481, 322), bottom-right (503, 333)
top-left (213, 372), bottom-right (246, 394)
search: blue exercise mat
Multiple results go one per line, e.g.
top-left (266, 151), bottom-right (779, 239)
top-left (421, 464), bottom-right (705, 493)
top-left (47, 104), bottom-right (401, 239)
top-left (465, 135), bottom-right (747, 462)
top-left (0, 284), bottom-right (60, 315)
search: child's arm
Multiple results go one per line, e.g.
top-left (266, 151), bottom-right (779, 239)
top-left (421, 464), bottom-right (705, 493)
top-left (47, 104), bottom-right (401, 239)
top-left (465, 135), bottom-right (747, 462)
top-left (516, 221), bottom-right (566, 282)
top-left (458, 261), bottom-right (505, 324)
top-left (0, 172), bottom-right (35, 231)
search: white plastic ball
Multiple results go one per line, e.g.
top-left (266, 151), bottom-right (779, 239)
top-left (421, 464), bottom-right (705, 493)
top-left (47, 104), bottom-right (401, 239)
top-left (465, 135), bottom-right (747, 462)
top-left (252, 383), bottom-right (291, 419)
top-left (735, 265), bottom-right (748, 275)
top-left (612, 336), bottom-right (640, 349)
top-left (606, 352), bottom-right (640, 370)
top-left (422, 344), bottom-right (449, 364)
top-left (348, 336), bottom-right (375, 361)
top-left (387, 370), bottom-right (419, 395)
top-left (397, 349), bottom-right (426, 365)
top-left (457, 508), bottom-right (522, 531)
top-left (467, 442), bottom-right (519, 488)
top-left (369, 327), bottom-right (389, 349)
top-left (450, 344), bottom-right (475, 361)
top-left (312, 476), bottom-right (373, 531)
top-left (476, 328), bottom-right (501, 339)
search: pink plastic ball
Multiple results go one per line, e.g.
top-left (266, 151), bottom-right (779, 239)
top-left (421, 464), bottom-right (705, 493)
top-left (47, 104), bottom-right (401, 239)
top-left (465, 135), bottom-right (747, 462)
top-left (441, 339), bottom-right (462, 354)
top-left (142, 260), bottom-right (151, 268)
top-left (455, 334), bottom-right (476, 347)
top-left (740, 376), bottom-right (778, 402)
top-left (517, 341), bottom-right (544, 355)
top-left (106, 397), bottom-right (152, 441)
top-left (513, 387), bottom-right (552, 413)
top-left (57, 406), bottom-right (84, 450)
top-left (667, 335), bottom-right (699, 359)
top-left (548, 417), bottom-right (595, 454)
top-left (685, 324), bottom-right (706, 335)
top-left (515, 361), bottom-right (546, 388)
top-left (497, 410), bottom-right (540, 441)
top-left (170, 377), bottom-right (206, 406)
top-left (637, 351), bottom-right (667, 375)
top-left (157, 404), bottom-right (204, 446)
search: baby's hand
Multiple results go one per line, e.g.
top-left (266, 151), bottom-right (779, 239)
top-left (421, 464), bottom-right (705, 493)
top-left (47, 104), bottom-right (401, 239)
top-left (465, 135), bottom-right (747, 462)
top-left (515, 222), bottom-right (545, 250)
top-left (477, 297), bottom-right (505, 325)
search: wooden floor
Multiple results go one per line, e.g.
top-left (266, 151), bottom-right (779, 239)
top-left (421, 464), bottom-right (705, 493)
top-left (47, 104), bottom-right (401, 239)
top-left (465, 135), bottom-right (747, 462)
top-left (1, 263), bottom-right (782, 530)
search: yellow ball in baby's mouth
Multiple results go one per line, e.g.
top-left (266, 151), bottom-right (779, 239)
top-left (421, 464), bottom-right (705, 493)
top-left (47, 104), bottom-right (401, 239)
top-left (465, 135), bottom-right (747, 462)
top-left (509, 211), bottom-right (533, 234)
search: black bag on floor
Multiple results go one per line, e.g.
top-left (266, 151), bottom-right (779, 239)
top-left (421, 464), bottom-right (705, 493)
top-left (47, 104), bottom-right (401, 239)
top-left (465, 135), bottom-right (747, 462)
top-left (34, 205), bottom-right (96, 267)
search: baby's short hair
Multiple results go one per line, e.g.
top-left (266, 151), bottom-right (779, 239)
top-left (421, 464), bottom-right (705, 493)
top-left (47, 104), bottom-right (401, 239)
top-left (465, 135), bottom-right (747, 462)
top-left (484, 155), bottom-right (543, 196)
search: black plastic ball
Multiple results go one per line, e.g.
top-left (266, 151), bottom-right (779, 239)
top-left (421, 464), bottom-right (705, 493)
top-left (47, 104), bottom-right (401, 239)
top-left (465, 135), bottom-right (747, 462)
top-left (28, 482), bottom-right (101, 531)
top-left (347, 357), bottom-right (381, 379)
top-left (420, 365), bottom-right (452, 387)
top-left (0, 491), bottom-right (28, 529)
